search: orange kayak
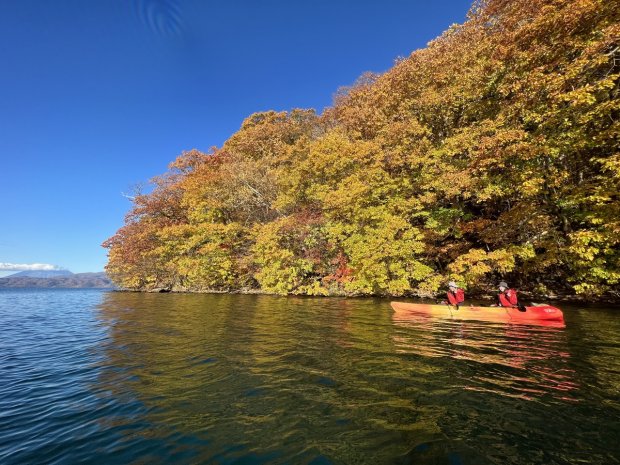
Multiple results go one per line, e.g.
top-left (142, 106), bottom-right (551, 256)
top-left (390, 302), bottom-right (565, 327)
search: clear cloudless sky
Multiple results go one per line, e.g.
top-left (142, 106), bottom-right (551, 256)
top-left (0, 0), bottom-right (472, 276)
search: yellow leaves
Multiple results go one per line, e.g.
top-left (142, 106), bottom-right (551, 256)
top-left (447, 246), bottom-right (533, 287)
top-left (306, 130), bottom-right (376, 180)
top-left (596, 152), bottom-right (620, 179)
top-left (297, 280), bottom-right (330, 296)
top-left (520, 177), bottom-right (545, 197)
top-left (568, 230), bottom-right (604, 261)
top-left (566, 224), bottom-right (620, 294)
top-left (178, 247), bottom-right (236, 291)
top-left (225, 109), bottom-right (318, 163)
top-left (449, 248), bottom-right (493, 282)
top-left (560, 85), bottom-right (598, 107)
top-left (475, 184), bottom-right (506, 203)
top-left (511, 244), bottom-right (536, 261)
top-left (251, 216), bottom-right (333, 295)
top-left (414, 273), bottom-right (444, 297)
top-left (422, 208), bottom-right (463, 238)
top-left (333, 214), bottom-right (432, 296)
top-left (103, 0), bottom-right (619, 299)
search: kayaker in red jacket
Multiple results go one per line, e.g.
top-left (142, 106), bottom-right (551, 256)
top-left (497, 281), bottom-right (526, 311)
top-left (446, 281), bottom-right (465, 308)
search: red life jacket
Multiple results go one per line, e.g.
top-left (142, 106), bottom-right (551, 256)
top-left (447, 288), bottom-right (465, 305)
top-left (499, 289), bottom-right (518, 307)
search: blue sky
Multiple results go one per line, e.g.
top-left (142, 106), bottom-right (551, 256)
top-left (0, 0), bottom-right (472, 276)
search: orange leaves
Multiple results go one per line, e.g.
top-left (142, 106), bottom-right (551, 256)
top-left (224, 109), bottom-right (318, 164)
top-left (168, 148), bottom-right (210, 174)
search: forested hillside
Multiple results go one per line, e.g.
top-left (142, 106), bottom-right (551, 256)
top-left (104, 0), bottom-right (619, 299)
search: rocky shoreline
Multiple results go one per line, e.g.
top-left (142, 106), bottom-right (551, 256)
top-left (112, 287), bottom-right (620, 306)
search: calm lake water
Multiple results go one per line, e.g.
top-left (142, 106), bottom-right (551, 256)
top-left (1, 289), bottom-right (619, 465)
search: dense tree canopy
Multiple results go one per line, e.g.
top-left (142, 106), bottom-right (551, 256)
top-left (104, 0), bottom-right (620, 300)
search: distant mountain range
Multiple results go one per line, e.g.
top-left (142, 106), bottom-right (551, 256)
top-left (0, 271), bottom-right (115, 289)
top-left (5, 270), bottom-right (74, 278)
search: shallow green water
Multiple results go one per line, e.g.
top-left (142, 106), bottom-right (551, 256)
top-left (1, 289), bottom-right (619, 464)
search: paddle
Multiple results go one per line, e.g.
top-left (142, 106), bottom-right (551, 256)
top-left (513, 288), bottom-right (526, 312)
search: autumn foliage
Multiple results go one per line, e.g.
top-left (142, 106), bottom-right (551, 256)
top-left (104, 0), bottom-right (620, 299)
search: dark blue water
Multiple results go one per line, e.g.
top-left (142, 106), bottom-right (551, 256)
top-left (1, 289), bottom-right (619, 464)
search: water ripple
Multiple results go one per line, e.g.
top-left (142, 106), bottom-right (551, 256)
top-left (1, 290), bottom-right (619, 464)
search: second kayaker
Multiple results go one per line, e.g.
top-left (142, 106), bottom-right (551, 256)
top-left (496, 281), bottom-right (526, 311)
top-left (446, 281), bottom-right (465, 308)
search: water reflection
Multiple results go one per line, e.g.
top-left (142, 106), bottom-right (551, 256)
top-left (87, 292), bottom-right (620, 464)
top-left (3, 290), bottom-right (620, 464)
top-left (392, 311), bottom-right (578, 401)
top-left (93, 293), bottom-right (476, 463)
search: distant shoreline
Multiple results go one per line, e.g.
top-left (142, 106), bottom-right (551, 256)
top-left (0, 272), bottom-right (114, 289)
